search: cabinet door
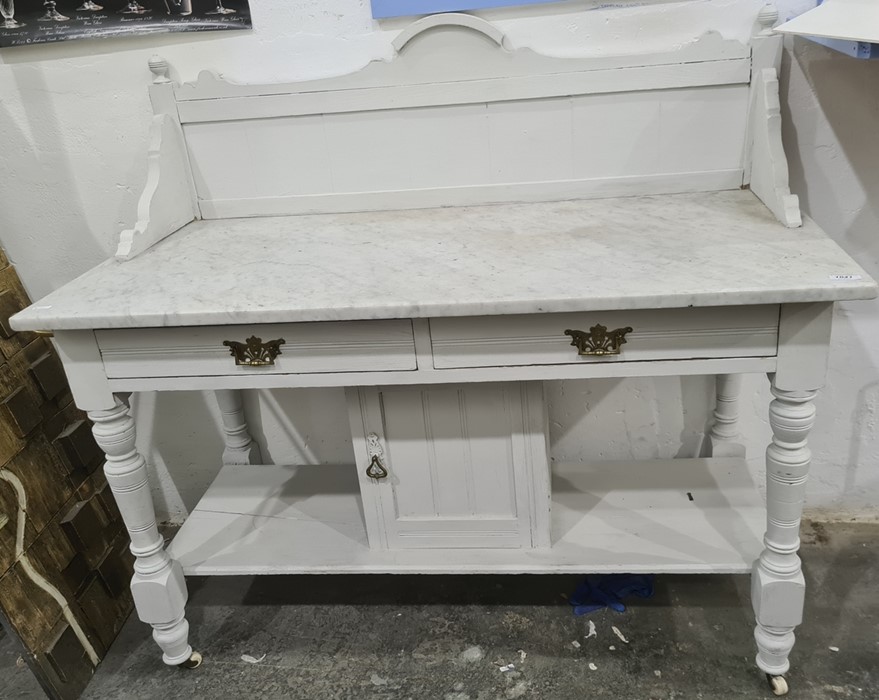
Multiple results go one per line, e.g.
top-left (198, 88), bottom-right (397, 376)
top-left (347, 383), bottom-right (550, 550)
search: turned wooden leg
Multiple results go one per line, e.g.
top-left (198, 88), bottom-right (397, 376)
top-left (89, 397), bottom-right (199, 668)
top-left (752, 377), bottom-right (817, 694)
top-left (707, 374), bottom-right (745, 458)
top-left (214, 389), bottom-right (261, 465)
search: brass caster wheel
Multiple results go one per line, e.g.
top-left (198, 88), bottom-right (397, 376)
top-left (767, 674), bottom-right (789, 696)
top-left (179, 651), bottom-right (202, 669)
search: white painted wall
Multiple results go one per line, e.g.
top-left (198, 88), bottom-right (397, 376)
top-left (2, 0), bottom-right (875, 523)
top-left (777, 34), bottom-right (879, 518)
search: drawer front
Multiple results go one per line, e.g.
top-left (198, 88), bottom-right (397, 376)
top-left (430, 306), bottom-right (779, 369)
top-left (97, 320), bottom-right (416, 379)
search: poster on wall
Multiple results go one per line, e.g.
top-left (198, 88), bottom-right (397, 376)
top-left (0, 0), bottom-right (251, 48)
top-left (372, 0), bottom-right (564, 19)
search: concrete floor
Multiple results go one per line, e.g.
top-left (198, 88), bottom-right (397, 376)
top-left (2, 520), bottom-right (876, 699)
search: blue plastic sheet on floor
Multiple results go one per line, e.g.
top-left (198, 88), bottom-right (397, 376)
top-left (570, 574), bottom-right (655, 615)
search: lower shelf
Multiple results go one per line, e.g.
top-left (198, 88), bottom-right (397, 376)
top-left (167, 459), bottom-right (765, 575)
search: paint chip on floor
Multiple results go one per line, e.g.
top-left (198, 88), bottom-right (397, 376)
top-left (460, 646), bottom-right (485, 663)
top-left (571, 640), bottom-right (581, 649)
top-left (499, 663), bottom-right (516, 672)
top-left (654, 670), bottom-right (662, 678)
top-left (612, 626), bottom-right (629, 644)
top-left (585, 620), bottom-right (597, 639)
top-left (829, 646), bottom-right (840, 652)
top-left (240, 654), bottom-right (266, 664)
top-left (588, 662), bottom-right (598, 671)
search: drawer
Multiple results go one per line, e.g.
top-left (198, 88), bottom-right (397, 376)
top-left (97, 320), bottom-right (416, 379)
top-left (430, 306), bottom-right (779, 369)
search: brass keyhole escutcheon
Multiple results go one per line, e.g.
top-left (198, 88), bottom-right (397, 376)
top-left (366, 454), bottom-right (388, 480)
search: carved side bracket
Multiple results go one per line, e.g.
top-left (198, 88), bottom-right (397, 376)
top-left (115, 113), bottom-right (198, 260)
top-left (749, 67), bottom-right (802, 228)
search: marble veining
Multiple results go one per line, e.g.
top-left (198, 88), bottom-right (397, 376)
top-left (11, 191), bottom-right (877, 331)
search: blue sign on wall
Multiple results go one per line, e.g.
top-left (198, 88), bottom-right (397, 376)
top-left (372, 0), bottom-right (564, 19)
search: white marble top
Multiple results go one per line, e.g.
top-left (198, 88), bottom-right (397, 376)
top-left (12, 191), bottom-right (877, 331)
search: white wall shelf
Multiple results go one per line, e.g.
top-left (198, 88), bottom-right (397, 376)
top-left (775, 0), bottom-right (879, 59)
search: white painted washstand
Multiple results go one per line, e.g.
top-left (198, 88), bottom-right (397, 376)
top-left (11, 8), bottom-right (878, 696)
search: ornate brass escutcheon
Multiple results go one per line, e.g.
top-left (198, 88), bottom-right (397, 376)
top-left (564, 324), bottom-right (633, 356)
top-left (223, 336), bottom-right (286, 366)
top-left (366, 454), bottom-right (388, 480)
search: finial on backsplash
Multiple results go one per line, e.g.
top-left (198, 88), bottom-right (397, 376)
top-left (148, 55), bottom-right (171, 84)
top-left (757, 3), bottom-right (779, 36)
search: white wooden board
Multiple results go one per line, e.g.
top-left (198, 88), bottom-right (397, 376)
top-left (185, 85), bottom-right (749, 218)
top-left (168, 459), bottom-right (765, 575)
top-left (775, 0), bottom-right (879, 44)
top-left (170, 20), bottom-right (752, 217)
top-left (107, 357), bottom-right (778, 394)
top-left (173, 27), bottom-right (748, 105)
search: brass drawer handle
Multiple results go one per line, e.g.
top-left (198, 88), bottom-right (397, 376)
top-left (365, 432), bottom-right (388, 480)
top-left (223, 336), bottom-right (286, 366)
top-left (565, 324), bottom-right (633, 356)
top-left (366, 455), bottom-right (388, 480)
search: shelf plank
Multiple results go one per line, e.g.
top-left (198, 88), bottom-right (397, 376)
top-left (168, 459), bottom-right (765, 575)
